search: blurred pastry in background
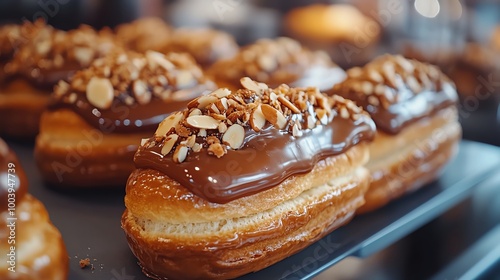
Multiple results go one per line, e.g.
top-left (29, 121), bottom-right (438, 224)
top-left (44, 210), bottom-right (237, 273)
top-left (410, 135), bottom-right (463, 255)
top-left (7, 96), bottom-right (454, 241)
top-left (35, 50), bottom-right (215, 188)
top-left (0, 138), bottom-right (68, 280)
top-left (448, 26), bottom-right (500, 110)
top-left (208, 37), bottom-right (346, 91)
top-left (161, 28), bottom-right (238, 68)
top-left (0, 20), bottom-right (46, 67)
top-left (0, 22), bottom-right (117, 139)
top-left (448, 43), bottom-right (500, 101)
top-left (115, 17), bottom-right (172, 52)
top-left (284, 4), bottom-right (381, 68)
top-left (330, 54), bottom-right (461, 213)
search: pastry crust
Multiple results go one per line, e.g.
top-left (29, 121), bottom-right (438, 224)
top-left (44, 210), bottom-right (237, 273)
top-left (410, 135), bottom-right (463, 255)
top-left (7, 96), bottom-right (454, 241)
top-left (358, 107), bottom-right (461, 213)
top-left (0, 194), bottom-right (68, 280)
top-left (35, 109), bottom-right (148, 188)
top-left (122, 144), bottom-right (370, 280)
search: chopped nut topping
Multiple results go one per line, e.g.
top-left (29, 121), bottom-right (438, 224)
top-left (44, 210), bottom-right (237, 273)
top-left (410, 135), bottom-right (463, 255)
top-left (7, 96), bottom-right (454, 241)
top-left (53, 50), bottom-right (215, 108)
top-left (331, 54), bottom-right (453, 110)
top-left (141, 77), bottom-right (368, 162)
top-left (161, 27), bottom-right (238, 67)
top-left (208, 37), bottom-right (337, 87)
top-left (5, 23), bottom-right (117, 77)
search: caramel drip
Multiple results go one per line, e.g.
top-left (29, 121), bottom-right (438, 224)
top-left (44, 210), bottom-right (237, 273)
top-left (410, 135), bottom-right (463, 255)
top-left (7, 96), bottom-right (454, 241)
top-left (135, 115), bottom-right (374, 204)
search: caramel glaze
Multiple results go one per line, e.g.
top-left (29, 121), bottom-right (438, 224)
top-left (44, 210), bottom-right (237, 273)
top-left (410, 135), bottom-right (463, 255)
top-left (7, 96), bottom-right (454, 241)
top-left (48, 84), bottom-right (213, 134)
top-left (336, 83), bottom-right (457, 135)
top-left (135, 115), bottom-right (375, 204)
top-left (0, 138), bottom-right (27, 211)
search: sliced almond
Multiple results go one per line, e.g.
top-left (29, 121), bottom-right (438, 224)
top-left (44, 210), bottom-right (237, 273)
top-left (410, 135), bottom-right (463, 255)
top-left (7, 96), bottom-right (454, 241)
top-left (339, 107), bottom-right (350, 119)
top-left (250, 105), bottom-right (266, 132)
top-left (155, 111), bottom-right (184, 137)
top-left (212, 88), bottom-right (231, 98)
top-left (185, 135), bottom-right (196, 148)
top-left (173, 144), bottom-right (188, 163)
top-left (36, 40), bottom-right (51, 55)
top-left (189, 108), bottom-right (202, 116)
top-left (316, 109), bottom-right (328, 124)
top-left (368, 95), bottom-right (380, 106)
top-left (257, 55), bottom-right (277, 72)
top-left (192, 143), bottom-right (202, 153)
top-left (222, 124), bottom-right (245, 149)
top-left (161, 134), bottom-right (179, 155)
top-left (218, 122), bottom-right (228, 133)
top-left (86, 77), bottom-right (114, 110)
top-left (187, 95), bottom-right (218, 109)
top-left (210, 103), bottom-right (220, 114)
top-left (218, 98), bottom-right (228, 111)
top-left (186, 115), bottom-right (219, 129)
top-left (133, 80), bottom-right (151, 105)
top-left (261, 104), bottom-right (286, 129)
top-left (292, 123), bottom-right (303, 137)
top-left (74, 47), bottom-right (95, 65)
top-left (175, 70), bottom-right (194, 88)
top-left (361, 81), bottom-right (373, 95)
top-left (240, 77), bottom-right (268, 93)
top-left (270, 91), bottom-right (278, 102)
top-left (146, 51), bottom-right (174, 70)
top-left (140, 138), bottom-right (149, 146)
top-left (278, 95), bottom-right (300, 114)
top-left (198, 129), bottom-right (207, 137)
top-left (307, 115), bottom-right (316, 129)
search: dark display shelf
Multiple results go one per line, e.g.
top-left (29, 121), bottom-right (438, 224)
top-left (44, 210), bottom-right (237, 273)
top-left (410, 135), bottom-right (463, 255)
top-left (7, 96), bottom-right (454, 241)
top-left (8, 140), bottom-right (500, 280)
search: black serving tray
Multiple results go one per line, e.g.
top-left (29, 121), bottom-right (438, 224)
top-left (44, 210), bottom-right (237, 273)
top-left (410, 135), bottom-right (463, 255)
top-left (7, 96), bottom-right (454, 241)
top-left (8, 140), bottom-right (500, 280)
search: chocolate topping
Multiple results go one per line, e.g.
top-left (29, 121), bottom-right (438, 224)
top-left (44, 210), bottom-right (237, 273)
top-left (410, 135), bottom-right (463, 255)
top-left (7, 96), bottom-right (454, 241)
top-left (330, 54), bottom-right (458, 134)
top-left (162, 28), bottom-right (238, 67)
top-left (134, 78), bottom-right (375, 203)
top-left (0, 139), bottom-right (28, 211)
top-left (49, 51), bottom-right (216, 133)
top-left (208, 37), bottom-right (346, 90)
top-left (3, 23), bottom-right (118, 89)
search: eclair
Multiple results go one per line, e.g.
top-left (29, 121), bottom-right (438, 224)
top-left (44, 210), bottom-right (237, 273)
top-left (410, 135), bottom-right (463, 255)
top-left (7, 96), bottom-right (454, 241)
top-left (0, 138), bottom-right (68, 279)
top-left (115, 17), bottom-right (172, 53)
top-left (329, 55), bottom-right (462, 213)
top-left (208, 37), bottom-right (346, 91)
top-left (0, 22), bottom-right (116, 139)
top-left (35, 50), bottom-right (215, 188)
top-left (161, 28), bottom-right (238, 68)
top-left (122, 78), bottom-right (376, 279)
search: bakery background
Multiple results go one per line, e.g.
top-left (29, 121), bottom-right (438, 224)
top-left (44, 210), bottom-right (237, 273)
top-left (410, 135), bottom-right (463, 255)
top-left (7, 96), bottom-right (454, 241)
top-left (1, 0), bottom-right (500, 279)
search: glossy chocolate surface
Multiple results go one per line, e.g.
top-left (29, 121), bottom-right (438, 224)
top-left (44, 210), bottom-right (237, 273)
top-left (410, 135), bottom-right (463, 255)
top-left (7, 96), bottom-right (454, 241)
top-left (347, 83), bottom-right (456, 134)
top-left (49, 84), bottom-right (213, 134)
top-left (135, 115), bottom-right (375, 204)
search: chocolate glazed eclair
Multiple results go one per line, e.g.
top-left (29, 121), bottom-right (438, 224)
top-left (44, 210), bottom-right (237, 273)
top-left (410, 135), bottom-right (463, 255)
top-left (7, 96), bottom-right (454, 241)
top-left (0, 22), bottom-right (117, 139)
top-left (329, 54), bottom-right (462, 213)
top-left (122, 78), bottom-right (376, 279)
top-left (0, 138), bottom-right (68, 280)
top-left (208, 37), bottom-right (346, 91)
top-left (35, 51), bottom-right (216, 188)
